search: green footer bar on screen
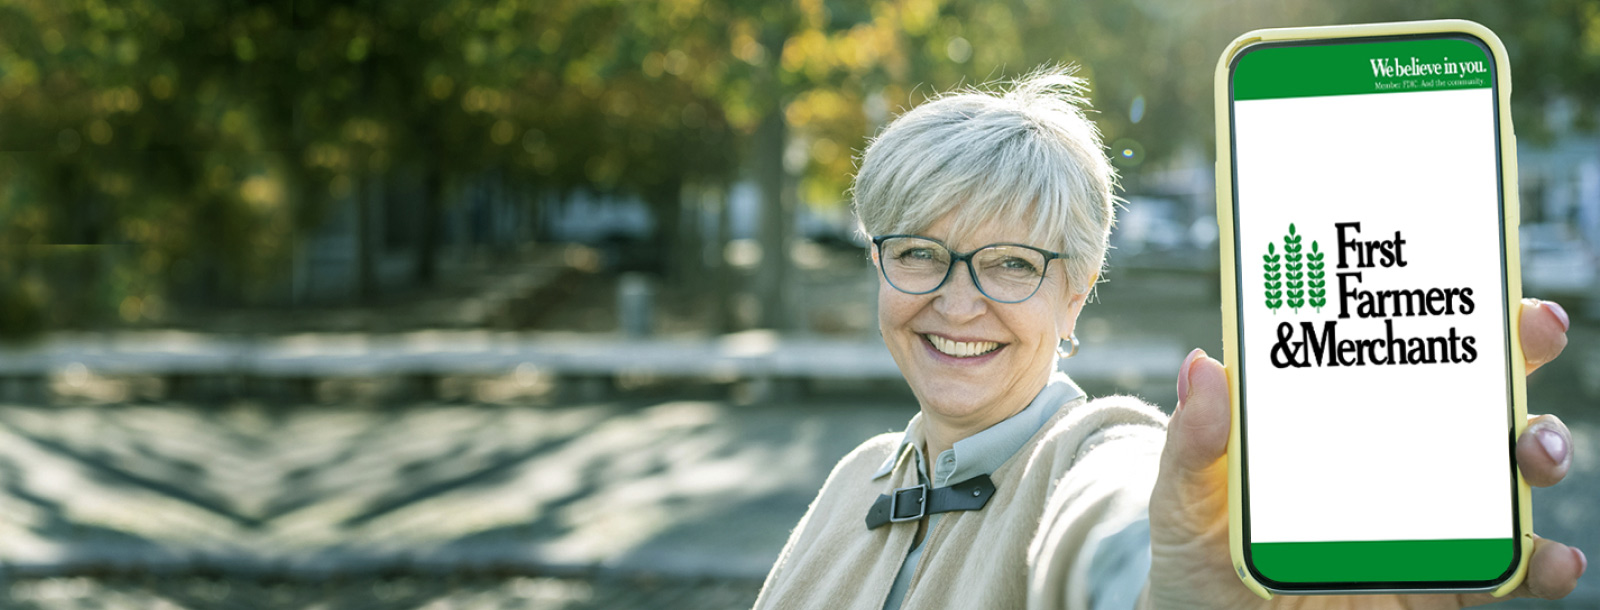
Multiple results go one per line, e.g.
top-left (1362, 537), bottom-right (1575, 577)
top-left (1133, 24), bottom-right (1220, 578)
top-left (1251, 538), bottom-right (1515, 583)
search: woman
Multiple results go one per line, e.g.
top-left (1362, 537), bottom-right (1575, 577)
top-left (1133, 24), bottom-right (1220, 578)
top-left (753, 67), bottom-right (1584, 610)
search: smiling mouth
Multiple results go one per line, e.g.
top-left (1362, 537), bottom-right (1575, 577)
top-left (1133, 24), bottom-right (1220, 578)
top-left (923, 334), bottom-right (1005, 358)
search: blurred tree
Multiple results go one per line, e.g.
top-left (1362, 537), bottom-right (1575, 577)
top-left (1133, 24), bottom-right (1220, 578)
top-left (3, 0), bottom-right (1598, 340)
top-left (516, 0), bottom-right (740, 281)
top-left (0, 0), bottom-right (294, 335)
top-left (0, 0), bottom-right (746, 335)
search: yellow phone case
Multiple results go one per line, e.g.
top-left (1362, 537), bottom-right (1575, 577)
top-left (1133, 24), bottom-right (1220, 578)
top-left (1213, 19), bottom-right (1531, 598)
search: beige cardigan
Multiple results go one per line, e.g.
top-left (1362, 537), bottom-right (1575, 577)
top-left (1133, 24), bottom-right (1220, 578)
top-left (753, 395), bottom-right (1167, 610)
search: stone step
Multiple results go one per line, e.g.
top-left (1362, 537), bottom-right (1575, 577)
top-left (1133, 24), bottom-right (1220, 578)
top-left (0, 331), bottom-right (1184, 385)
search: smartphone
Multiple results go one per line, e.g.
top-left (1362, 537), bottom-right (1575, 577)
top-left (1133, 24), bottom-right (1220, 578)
top-left (1214, 20), bottom-right (1531, 597)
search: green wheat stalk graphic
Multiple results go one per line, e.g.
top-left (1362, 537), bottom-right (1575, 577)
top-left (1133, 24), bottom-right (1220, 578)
top-left (1307, 240), bottom-right (1326, 312)
top-left (1263, 242), bottom-right (1282, 313)
top-left (1284, 224), bottom-right (1304, 313)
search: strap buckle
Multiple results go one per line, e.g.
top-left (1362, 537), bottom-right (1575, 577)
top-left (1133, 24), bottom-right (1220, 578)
top-left (888, 484), bottom-right (926, 523)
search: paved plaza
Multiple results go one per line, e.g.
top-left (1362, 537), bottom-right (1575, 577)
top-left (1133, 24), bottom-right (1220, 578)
top-left (0, 375), bottom-right (1594, 608)
top-left (0, 271), bottom-right (1593, 608)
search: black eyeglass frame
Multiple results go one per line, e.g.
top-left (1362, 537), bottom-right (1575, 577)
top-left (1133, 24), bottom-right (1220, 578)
top-left (870, 234), bottom-right (1070, 304)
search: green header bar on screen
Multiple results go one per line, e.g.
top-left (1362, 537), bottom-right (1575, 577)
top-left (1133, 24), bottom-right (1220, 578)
top-left (1234, 38), bottom-right (1491, 101)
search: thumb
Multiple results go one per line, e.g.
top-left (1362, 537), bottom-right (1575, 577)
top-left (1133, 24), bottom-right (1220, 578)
top-left (1148, 353), bottom-right (1262, 610)
top-left (1151, 348), bottom-right (1232, 538)
top-left (1166, 349), bottom-right (1232, 471)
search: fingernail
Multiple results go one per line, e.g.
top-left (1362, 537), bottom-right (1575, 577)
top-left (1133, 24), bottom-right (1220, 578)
top-left (1176, 348), bottom-right (1204, 406)
top-left (1577, 547), bottom-right (1588, 576)
top-left (1537, 427), bottom-right (1569, 464)
top-left (1544, 301), bottom-right (1571, 332)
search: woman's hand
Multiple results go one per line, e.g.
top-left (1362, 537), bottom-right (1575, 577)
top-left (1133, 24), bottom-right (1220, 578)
top-left (1145, 299), bottom-right (1585, 609)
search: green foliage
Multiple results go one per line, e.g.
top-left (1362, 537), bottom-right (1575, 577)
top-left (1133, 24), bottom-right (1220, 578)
top-left (3, 0), bottom-right (1598, 337)
top-left (0, 0), bottom-right (749, 336)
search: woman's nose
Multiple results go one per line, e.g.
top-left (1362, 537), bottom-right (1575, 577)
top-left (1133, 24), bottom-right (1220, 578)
top-left (933, 261), bottom-right (989, 320)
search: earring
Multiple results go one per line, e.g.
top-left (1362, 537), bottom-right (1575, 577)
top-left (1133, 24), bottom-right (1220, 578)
top-left (1058, 334), bottom-right (1080, 359)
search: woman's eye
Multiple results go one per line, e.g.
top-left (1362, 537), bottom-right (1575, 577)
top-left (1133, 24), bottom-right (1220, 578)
top-left (899, 248), bottom-right (936, 260)
top-left (1000, 257), bottom-right (1039, 272)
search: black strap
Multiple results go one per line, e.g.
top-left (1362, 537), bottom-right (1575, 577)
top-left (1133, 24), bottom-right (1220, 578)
top-left (864, 474), bottom-right (996, 530)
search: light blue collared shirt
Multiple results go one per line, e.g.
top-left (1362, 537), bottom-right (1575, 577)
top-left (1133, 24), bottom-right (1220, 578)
top-left (875, 371), bottom-right (1086, 610)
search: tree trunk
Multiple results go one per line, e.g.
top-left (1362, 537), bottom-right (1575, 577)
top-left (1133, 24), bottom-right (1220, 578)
top-left (284, 157), bottom-right (314, 307)
top-left (649, 175), bottom-right (684, 278)
top-left (709, 183), bottom-right (737, 334)
top-left (415, 169), bottom-right (442, 287)
top-left (676, 182), bottom-right (704, 291)
top-left (355, 174), bottom-right (377, 303)
top-left (755, 109), bottom-right (794, 331)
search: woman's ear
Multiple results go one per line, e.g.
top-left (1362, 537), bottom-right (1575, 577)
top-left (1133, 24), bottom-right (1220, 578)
top-left (1057, 272), bottom-right (1097, 341)
top-left (1078, 272), bottom-right (1098, 297)
top-left (1065, 272), bottom-right (1097, 307)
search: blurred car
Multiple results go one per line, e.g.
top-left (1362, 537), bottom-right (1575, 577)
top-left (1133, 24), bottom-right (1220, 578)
top-left (1520, 223), bottom-right (1597, 297)
top-left (1109, 195), bottom-right (1218, 272)
top-left (1114, 196), bottom-right (1190, 256)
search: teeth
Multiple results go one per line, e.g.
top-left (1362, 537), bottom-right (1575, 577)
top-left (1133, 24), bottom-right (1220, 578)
top-left (927, 335), bottom-right (1000, 358)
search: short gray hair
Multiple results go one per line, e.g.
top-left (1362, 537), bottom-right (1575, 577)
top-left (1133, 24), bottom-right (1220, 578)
top-left (852, 65), bottom-right (1117, 295)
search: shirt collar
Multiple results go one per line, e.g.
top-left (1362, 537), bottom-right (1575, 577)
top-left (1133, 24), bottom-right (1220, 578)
top-left (872, 370), bottom-right (1086, 484)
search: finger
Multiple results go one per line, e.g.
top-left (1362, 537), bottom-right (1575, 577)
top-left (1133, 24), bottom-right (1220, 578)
top-left (1459, 535), bottom-right (1586, 605)
top-left (1517, 414), bottom-right (1572, 488)
top-left (1520, 299), bottom-right (1570, 374)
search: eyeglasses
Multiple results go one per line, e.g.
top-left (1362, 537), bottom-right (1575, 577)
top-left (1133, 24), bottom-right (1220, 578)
top-left (871, 234), bottom-right (1068, 304)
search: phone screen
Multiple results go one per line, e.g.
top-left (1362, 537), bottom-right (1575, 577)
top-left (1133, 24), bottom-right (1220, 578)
top-left (1229, 34), bottom-right (1518, 588)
